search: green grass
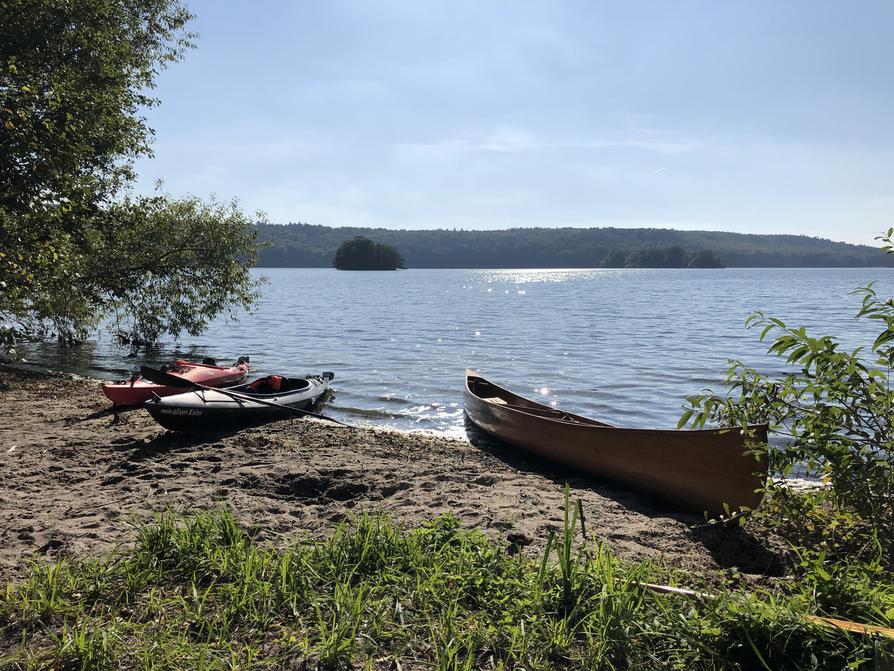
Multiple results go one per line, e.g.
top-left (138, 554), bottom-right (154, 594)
top-left (1, 494), bottom-right (892, 670)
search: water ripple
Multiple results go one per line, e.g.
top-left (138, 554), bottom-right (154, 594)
top-left (22, 267), bottom-right (894, 436)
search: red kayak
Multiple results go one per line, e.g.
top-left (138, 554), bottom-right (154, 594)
top-left (101, 357), bottom-right (250, 406)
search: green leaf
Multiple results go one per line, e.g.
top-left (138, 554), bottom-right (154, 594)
top-left (872, 330), bottom-right (894, 350)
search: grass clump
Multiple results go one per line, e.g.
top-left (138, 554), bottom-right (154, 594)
top-left (1, 500), bottom-right (891, 670)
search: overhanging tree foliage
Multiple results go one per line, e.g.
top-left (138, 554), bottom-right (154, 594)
top-left (0, 0), bottom-right (262, 353)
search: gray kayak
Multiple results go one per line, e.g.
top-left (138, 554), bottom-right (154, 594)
top-left (145, 372), bottom-right (334, 431)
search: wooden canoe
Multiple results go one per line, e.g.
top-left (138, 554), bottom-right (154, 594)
top-left (464, 370), bottom-right (768, 516)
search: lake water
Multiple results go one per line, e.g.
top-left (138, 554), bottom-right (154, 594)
top-left (24, 267), bottom-right (894, 438)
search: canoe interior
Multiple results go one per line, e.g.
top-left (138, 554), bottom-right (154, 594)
top-left (466, 375), bottom-right (614, 427)
top-left (464, 370), bottom-right (768, 517)
top-left (227, 377), bottom-right (313, 396)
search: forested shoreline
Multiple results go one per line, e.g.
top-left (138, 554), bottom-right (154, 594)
top-left (257, 223), bottom-right (893, 268)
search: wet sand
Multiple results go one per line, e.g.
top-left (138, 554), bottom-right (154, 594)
top-left (0, 366), bottom-right (783, 581)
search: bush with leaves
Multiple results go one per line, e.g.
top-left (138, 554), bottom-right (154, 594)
top-left (681, 232), bottom-right (894, 563)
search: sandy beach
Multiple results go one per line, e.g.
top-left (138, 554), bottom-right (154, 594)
top-left (0, 365), bottom-right (783, 582)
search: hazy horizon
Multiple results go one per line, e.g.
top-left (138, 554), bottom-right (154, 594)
top-left (134, 1), bottom-right (893, 246)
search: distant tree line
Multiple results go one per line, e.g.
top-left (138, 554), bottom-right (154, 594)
top-left (334, 237), bottom-right (405, 270)
top-left (256, 224), bottom-right (894, 269)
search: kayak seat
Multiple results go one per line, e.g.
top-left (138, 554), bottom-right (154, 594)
top-left (249, 375), bottom-right (290, 395)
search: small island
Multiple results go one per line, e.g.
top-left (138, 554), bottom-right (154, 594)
top-left (602, 246), bottom-right (726, 268)
top-left (334, 236), bottom-right (406, 270)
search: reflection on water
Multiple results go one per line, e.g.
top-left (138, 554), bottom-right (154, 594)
top-left (20, 267), bottom-right (894, 437)
top-left (477, 268), bottom-right (627, 285)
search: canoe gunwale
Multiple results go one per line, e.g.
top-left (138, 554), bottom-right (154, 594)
top-left (465, 370), bottom-right (768, 438)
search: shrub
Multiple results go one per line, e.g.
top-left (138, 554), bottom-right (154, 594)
top-left (681, 232), bottom-right (894, 562)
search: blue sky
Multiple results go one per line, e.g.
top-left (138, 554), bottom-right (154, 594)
top-left (133, 1), bottom-right (894, 245)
